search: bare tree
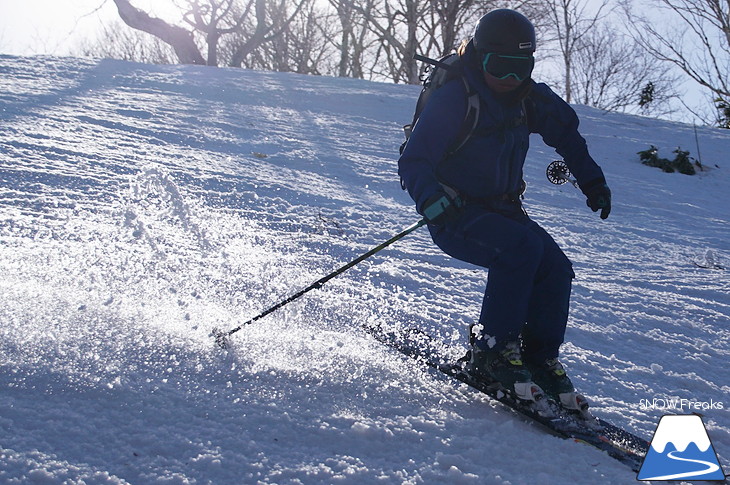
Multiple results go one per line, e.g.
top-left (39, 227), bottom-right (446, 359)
top-left (227, 0), bottom-right (309, 67)
top-left (571, 24), bottom-right (681, 116)
top-left (78, 20), bottom-right (177, 64)
top-left (180, 0), bottom-right (244, 66)
top-left (427, 0), bottom-right (478, 56)
top-left (330, 0), bottom-right (357, 77)
top-left (622, 0), bottom-right (730, 121)
top-left (353, 0), bottom-right (433, 84)
top-left (328, 0), bottom-right (376, 78)
top-left (542, 0), bottom-right (611, 102)
top-left (111, 0), bottom-right (307, 67)
top-left (253, 0), bottom-right (336, 74)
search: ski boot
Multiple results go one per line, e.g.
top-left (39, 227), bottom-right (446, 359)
top-left (467, 340), bottom-right (548, 409)
top-left (526, 357), bottom-right (594, 422)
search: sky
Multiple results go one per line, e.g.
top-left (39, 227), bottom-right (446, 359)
top-left (0, 0), bottom-right (182, 56)
top-left (0, 1), bottom-right (113, 56)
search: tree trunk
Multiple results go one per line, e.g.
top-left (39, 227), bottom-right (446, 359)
top-left (112, 0), bottom-right (205, 65)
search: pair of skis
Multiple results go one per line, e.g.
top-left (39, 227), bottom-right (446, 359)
top-left (362, 323), bottom-right (650, 473)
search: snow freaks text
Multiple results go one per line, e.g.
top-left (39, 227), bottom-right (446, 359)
top-left (640, 398), bottom-right (725, 411)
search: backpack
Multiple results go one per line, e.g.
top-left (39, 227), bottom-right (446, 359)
top-left (399, 53), bottom-right (535, 195)
top-left (399, 53), bottom-right (481, 156)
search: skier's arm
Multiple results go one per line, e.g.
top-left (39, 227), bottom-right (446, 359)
top-left (528, 83), bottom-right (605, 187)
top-left (528, 83), bottom-right (611, 218)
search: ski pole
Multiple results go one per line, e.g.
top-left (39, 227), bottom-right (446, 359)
top-left (212, 218), bottom-right (427, 348)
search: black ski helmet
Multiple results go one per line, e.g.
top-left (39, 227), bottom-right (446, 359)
top-left (473, 9), bottom-right (536, 54)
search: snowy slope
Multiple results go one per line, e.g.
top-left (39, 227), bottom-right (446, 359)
top-left (0, 55), bottom-right (728, 484)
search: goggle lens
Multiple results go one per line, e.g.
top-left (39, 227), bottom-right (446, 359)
top-left (481, 53), bottom-right (534, 81)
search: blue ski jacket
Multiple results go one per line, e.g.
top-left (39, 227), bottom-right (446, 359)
top-left (399, 43), bottom-right (605, 213)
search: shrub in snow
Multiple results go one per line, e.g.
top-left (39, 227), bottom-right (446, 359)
top-left (637, 145), bottom-right (699, 175)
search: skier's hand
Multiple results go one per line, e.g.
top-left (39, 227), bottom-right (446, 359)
top-left (582, 177), bottom-right (611, 220)
top-left (421, 192), bottom-right (462, 226)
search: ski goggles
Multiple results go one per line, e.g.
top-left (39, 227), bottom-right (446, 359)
top-left (481, 52), bottom-right (535, 82)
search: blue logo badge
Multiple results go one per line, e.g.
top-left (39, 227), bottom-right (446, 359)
top-left (638, 414), bottom-right (726, 481)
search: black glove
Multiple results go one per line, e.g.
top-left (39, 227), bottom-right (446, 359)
top-left (421, 192), bottom-right (462, 226)
top-left (582, 177), bottom-right (612, 220)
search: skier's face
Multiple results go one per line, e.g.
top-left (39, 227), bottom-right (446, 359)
top-left (483, 71), bottom-right (522, 93)
top-left (480, 51), bottom-right (534, 93)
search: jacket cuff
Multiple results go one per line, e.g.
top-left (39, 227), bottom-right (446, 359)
top-left (580, 176), bottom-right (607, 195)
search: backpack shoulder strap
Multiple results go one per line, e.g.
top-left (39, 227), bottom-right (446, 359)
top-left (448, 76), bottom-right (480, 154)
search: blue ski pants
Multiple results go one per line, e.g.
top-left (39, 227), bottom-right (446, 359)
top-left (429, 201), bottom-right (575, 363)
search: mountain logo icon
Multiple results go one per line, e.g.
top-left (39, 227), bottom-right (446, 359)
top-left (638, 414), bottom-right (726, 481)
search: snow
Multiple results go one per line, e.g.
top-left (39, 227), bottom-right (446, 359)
top-left (650, 415), bottom-right (712, 453)
top-left (0, 54), bottom-right (728, 484)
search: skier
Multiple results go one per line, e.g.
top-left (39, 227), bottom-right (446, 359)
top-left (398, 9), bottom-right (611, 408)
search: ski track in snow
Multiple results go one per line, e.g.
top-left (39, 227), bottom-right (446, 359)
top-left (0, 55), bottom-right (728, 484)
